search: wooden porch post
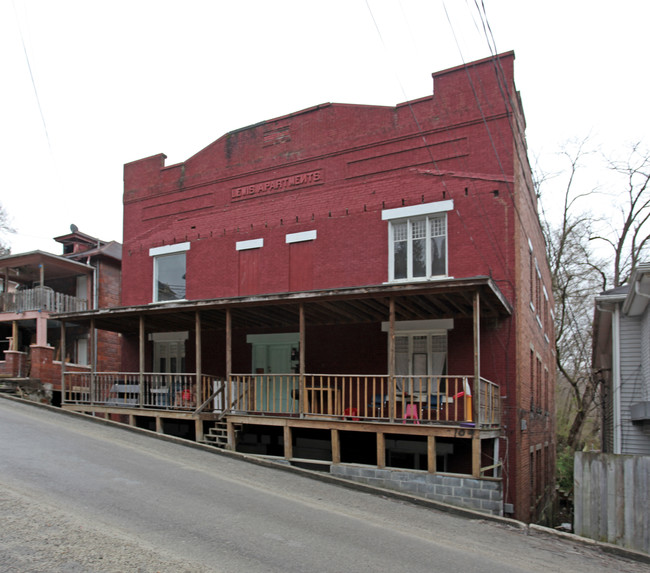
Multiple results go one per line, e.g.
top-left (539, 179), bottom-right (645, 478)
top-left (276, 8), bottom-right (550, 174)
top-left (138, 315), bottom-right (145, 407)
top-left (473, 290), bottom-right (480, 425)
top-left (11, 320), bottom-right (18, 351)
top-left (284, 425), bottom-right (293, 460)
top-left (195, 311), bottom-right (203, 444)
top-left (331, 429), bottom-right (340, 464)
top-left (427, 435), bottom-right (437, 473)
top-left (299, 302), bottom-right (306, 417)
top-left (388, 297), bottom-right (396, 422)
top-left (226, 308), bottom-right (232, 410)
top-left (195, 310), bottom-right (202, 401)
top-left (377, 432), bottom-right (385, 468)
top-left (60, 321), bottom-right (66, 400)
top-left (472, 434), bottom-right (481, 478)
top-left (90, 317), bottom-right (95, 405)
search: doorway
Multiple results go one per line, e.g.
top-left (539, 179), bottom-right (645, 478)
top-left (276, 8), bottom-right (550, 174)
top-left (151, 332), bottom-right (187, 374)
top-left (247, 333), bottom-right (299, 412)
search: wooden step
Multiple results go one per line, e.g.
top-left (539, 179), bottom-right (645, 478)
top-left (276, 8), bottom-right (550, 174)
top-left (204, 421), bottom-right (240, 448)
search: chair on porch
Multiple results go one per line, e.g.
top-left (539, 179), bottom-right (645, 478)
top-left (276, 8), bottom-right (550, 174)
top-left (367, 394), bottom-right (388, 417)
top-left (418, 394), bottom-right (441, 421)
top-left (403, 403), bottom-right (420, 424)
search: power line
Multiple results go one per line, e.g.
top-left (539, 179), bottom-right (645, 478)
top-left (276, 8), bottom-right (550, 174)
top-left (365, 0), bottom-right (510, 277)
top-left (11, 0), bottom-right (54, 158)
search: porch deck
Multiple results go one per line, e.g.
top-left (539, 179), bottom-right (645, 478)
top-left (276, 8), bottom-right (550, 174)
top-left (62, 371), bottom-right (502, 480)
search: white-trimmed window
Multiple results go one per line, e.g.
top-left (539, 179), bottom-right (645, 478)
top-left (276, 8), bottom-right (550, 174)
top-left (383, 200), bottom-right (451, 282)
top-left (150, 242), bottom-right (190, 302)
top-left (381, 319), bottom-right (452, 394)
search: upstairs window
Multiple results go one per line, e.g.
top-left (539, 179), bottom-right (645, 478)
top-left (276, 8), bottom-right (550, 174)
top-left (149, 242), bottom-right (190, 302)
top-left (383, 200), bottom-right (452, 282)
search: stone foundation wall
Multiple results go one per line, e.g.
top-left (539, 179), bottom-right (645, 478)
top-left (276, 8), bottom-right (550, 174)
top-left (331, 464), bottom-right (503, 516)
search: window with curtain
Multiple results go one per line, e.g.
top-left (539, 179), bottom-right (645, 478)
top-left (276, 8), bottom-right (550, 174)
top-left (389, 213), bottom-right (447, 281)
top-left (394, 333), bottom-right (447, 394)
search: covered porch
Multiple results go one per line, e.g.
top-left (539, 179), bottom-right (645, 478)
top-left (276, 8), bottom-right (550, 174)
top-left (58, 277), bottom-right (510, 480)
top-left (0, 251), bottom-right (93, 387)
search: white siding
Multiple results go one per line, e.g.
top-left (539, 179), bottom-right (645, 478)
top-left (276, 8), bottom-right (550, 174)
top-left (619, 314), bottom-right (650, 455)
top-left (642, 309), bottom-right (650, 402)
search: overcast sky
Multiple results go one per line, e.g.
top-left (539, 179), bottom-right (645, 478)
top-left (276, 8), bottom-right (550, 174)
top-left (2, 0), bottom-right (649, 254)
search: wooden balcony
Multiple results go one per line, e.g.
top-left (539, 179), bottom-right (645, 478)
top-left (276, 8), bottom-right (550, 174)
top-left (0, 287), bottom-right (88, 314)
top-left (62, 372), bottom-right (500, 428)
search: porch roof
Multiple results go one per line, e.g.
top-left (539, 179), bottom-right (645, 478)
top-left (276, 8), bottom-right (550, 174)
top-left (55, 276), bottom-right (512, 335)
top-left (0, 251), bottom-right (93, 284)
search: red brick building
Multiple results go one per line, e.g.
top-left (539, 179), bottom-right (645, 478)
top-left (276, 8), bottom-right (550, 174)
top-left (0, 228), bottom-right (121, 403)
top-left (60, 52), bottom-right (555, 523)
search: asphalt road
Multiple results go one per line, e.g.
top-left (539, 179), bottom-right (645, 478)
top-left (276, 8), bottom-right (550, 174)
top-left (0, 398), bottom-right (646, 573)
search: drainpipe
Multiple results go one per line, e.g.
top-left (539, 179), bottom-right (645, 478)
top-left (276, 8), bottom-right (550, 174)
top-left (611, 305), bottom-right (621, 454)
top-left (87, 256), bottom-right (98, 373)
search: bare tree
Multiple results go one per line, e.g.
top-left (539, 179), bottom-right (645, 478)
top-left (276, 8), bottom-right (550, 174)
top-left (592, 143), bottom-right (650, 288)
top-left (540, 141), bottom-right (650, 451)
top-left (540, 140), bottom-right (603, 449)
top-left (0, 202), bottom-right (14, 256)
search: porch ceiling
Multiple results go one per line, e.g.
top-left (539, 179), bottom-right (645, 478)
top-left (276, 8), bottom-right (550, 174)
top-left (55, 276), bottom-right (512, 335)
top-left (0, 251), bottom-right (92, 284)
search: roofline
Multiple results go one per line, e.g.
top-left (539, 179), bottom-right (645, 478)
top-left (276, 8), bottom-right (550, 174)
top-left (432, 51), bottom-right (515, 79)
top-left (55, 276), bottom-right (512, 322)
top-left (0, 250), bottom-right (93, 270)
top-left (622, 262), bottom-right (650, 315)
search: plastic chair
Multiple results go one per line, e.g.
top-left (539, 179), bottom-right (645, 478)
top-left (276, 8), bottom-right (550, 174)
top-left (368, 395), bottom-right (387, 416)
top-left (344, 407), bottom-right (359, 421)
top-left (403, 403), bottom-right (420, 424)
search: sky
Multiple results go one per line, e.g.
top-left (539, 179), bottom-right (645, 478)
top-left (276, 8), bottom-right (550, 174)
top-left (1, 0), bottom-right (649, 254)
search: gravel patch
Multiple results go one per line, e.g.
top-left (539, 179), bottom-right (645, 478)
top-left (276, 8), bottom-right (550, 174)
top-left (0, 487), bottom-right (212, 573)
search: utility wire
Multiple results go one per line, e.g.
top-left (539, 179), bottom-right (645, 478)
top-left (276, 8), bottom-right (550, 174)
top-left (365, 0), bottom-right (509, 277)
top-left (11, 0), bottom-right (54, 158)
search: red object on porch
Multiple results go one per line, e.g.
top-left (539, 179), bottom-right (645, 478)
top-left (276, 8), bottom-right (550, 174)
top-left (403, 404), bottom-right (420, 424)
top-left (344, 408), bottom-right (359, 421)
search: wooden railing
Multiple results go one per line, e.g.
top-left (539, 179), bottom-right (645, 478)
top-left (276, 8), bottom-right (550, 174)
top-left (0, 287), bottom-right (88, 313)
top-left (63, 372), bottom-right (501, 428)
top-left (63, 372), bottom-right (220, 411)
top-left (225, 373), bottom-right (500, 427)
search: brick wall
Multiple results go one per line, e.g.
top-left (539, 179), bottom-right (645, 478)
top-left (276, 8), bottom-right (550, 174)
top-left (95, 257), bottom-right (122, 372)
top-left (118, 52), bottom-right (555, 523)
